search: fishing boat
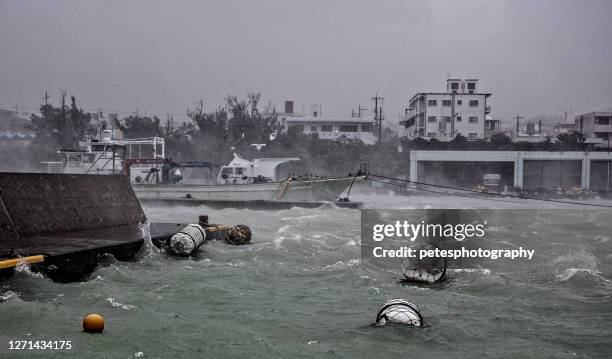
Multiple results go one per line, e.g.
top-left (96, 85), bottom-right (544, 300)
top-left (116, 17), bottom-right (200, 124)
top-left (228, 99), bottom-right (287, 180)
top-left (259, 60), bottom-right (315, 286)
top-left (132, 153), bottom-right (363, 202)
top-left (52, 132), bottom-right (363, 202)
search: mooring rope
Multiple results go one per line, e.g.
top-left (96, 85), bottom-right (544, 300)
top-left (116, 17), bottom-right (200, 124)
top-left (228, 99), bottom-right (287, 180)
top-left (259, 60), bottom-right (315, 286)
top-left (367, 174), bottom-right (612, 208)
top-left (290, 177), bottom-right (345, 201)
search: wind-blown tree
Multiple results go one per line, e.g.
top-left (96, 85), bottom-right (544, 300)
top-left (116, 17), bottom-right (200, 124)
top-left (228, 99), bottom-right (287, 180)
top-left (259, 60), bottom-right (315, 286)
top-left (557, 131), bottom-right (586, 150)
top-left (189, 105), bottom-right (228, 139)
top-left (27, 94), bottom-right (93, 165)
top-left (163, 121), bottom-right (196, 161)
top-left (114, 115), bottom-right (164, 138)
top-left (226, 92), bottom-right (279, 148)
top-left (188, 105), bottom-right (230, 165)
top-left (28, 95), bottom-right (92, 149)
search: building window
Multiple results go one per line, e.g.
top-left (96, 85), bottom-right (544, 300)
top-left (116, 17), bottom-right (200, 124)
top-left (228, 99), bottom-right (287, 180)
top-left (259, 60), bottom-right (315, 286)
top-left (428, 100), bottom-right (437, 106)
top-left (457, 100), bottom-right (462, 105)
top-left (427, 116), bottom-right (437, 123)
top-left (442, 100), bottom-right (452, 106)
top-left (438, 121), bottom-right (447, 132)
top-left (469, 116), bottom-right (478, 123)
top-left (339, 125), bottom-right (358, 132)
top-left (451, 83), bottom-right (459, 90)
top-left (321, 125), bottom-right (333, 132)
top-left (456, 116), bottom-right (462, 122)
top-left (595, 132), bottom-right (610, 139)
top-left (595, 116), bottom-right (611, 125)
top-left (427, 132), bottom-right (437, 137)
top-left (468, 133), bottom-right (478, 138)
top-left (467, 82), bottom-right (476, 90)
top-left (442, 116), bottom-right (451, 122)
top-left (469, 100), bottom-right (479, 107)
top-left (310, 126), bottom-right (317, 132)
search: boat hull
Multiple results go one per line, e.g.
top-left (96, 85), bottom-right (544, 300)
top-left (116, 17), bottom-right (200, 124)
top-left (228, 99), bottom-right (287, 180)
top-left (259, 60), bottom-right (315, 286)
top-left (132, 176), bottom-right (363, 202)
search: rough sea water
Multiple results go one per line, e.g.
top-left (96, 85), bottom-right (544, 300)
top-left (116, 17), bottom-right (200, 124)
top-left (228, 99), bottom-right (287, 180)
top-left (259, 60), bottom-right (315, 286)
top-left (1, 192), bottom-right (611, 358)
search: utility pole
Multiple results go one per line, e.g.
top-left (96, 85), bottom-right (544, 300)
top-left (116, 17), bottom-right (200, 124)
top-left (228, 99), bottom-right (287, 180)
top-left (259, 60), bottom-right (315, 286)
top-left (515, 113), bottom-right (524, 137)
top-left (60, 89), bottom-right (67, 128)
top-left (372, 94), bottom-right (384, 142)
top-left (42, 91), bottom-right (50, 105)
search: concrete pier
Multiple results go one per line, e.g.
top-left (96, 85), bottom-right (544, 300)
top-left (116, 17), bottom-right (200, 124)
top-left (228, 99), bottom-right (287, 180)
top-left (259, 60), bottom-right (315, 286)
top-left (0, 173), bottom-right (179, 282)
top-left (409, 151), bottom-right (612, 190)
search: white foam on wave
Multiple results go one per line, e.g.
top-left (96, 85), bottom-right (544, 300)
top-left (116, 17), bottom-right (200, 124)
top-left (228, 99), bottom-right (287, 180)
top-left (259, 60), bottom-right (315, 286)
top-left (550, 247), bottom-right (609, 283)
top-left (321, 259), bottom-right (360, 271)
top-left (277, 224), bottom-right (291, 233)
top-left (556, 268), bottom-right (610, 282)
top-left (0, 290), bottom-right (16, 302)
top-left (593, 235), bottom-right (609, 243)
top-left (280, 213), bottom-right (323, 221)
top-left (273, 233), bottom-right (302, 248)
top-left (452, 268), bottom-right (492, 275)
top-left (14, 263), bottom-right (46, 279)
top-left (107, 297), bottom-right (137, 310)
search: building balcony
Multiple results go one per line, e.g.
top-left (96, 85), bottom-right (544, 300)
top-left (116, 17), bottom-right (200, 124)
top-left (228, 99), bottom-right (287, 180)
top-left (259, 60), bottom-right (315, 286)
top-left (485, 106), bottom-right (491, 114)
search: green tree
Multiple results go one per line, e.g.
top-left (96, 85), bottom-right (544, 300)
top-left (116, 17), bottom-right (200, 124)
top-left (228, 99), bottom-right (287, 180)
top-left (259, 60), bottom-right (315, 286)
top-left (490, 133), bottom-right (512, 148)
top-left (225, 93), bottom-right (279, 147)
top-left (27, 94), bottom-right (93, 165)
top-left (114, 115), bottom-right (164, 138)
top-left (557, 131), bottom-right (586, 150)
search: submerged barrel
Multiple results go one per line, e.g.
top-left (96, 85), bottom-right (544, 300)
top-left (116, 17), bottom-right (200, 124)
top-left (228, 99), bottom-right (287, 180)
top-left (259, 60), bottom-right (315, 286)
top-left (168, 224), bottom-right (206, 256)
top-left (375, 299), bottom-right (423, 327)
top-left (227, 224), bottom-right (252, 245)
top-left (401, 242), bottom-right (447, 283)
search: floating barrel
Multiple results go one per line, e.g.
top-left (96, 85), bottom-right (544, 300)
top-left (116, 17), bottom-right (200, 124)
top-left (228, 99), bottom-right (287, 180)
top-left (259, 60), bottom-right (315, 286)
top-left (227, 225), bottom-right (252, 245)
top-left (168, 224), bottom-right (206, 256)
top-left (375, 299), bottom-right (423, 327)
top-left (401, 242), bottom-right (447, 283)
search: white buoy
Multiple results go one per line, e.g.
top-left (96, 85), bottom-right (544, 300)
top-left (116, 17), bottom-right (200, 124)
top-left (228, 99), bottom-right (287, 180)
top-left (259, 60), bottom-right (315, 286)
top-left (375, 299), bottom-right (423, 327)
top-left (168, 224), bottom-right (206, 256)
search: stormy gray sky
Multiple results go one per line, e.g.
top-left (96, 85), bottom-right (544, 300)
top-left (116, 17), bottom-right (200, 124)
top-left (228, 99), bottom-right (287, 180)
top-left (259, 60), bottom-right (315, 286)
top-left (1, 0), bottom-right (611, 126)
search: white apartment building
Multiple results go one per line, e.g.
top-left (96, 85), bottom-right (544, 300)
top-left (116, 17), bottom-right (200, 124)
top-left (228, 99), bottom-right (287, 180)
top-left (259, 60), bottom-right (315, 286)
top-left (575, 108), bottom-right (612, 147)
top-left (277, 101), bottom-right (377, 144)
top-left (399, 78), bottom-right (491, 140)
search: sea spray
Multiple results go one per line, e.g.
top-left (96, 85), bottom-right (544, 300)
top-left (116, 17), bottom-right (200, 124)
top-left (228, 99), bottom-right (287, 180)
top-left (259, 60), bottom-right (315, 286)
top-left (136, 220), bottom-right (160, 260)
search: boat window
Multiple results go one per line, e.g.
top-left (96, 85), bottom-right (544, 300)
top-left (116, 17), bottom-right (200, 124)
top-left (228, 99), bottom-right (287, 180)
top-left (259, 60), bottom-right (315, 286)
top-left (68, 154), bottom-right (82, 162)
top-left (220, 167), bottom-right (233, 175)
top-left (91, 145), bottom-right (106, 152)
top-left (235, 167), bottom-right (246, 175)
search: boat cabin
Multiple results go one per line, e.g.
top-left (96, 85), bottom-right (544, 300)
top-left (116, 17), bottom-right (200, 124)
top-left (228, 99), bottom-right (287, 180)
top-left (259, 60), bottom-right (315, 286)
top-left (217, 153), bottom-right (299, 184)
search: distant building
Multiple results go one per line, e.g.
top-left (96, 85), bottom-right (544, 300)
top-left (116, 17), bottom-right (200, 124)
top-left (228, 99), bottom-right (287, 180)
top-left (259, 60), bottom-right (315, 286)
top-left (484, 115), bottom-right (502, 139)
top-left (277, 100), bottom-right (377, 144)
top-left (556, 111), bottom-right (576, 135)
top-left (399, 78), bottom-right (492, 140)
top-left (575, 108), bottom-right (612, 147)
top-left (511, 121), bottom-right (552, 143)
top-left (0, 109), bottom-right (35, 147)
top-left (556, 121), bottom-right (576, 135)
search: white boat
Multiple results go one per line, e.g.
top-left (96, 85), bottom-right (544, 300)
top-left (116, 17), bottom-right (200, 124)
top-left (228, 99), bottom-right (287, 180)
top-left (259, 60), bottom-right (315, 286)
top-left (132, 153), bottom-right (363, 201)
top-left (53, 132), bottom-right (363, 202)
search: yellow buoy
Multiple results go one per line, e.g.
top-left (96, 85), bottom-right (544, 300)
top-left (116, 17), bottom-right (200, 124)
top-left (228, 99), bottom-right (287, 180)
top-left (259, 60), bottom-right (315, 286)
top-left (83, 314), bottom-right (105, 333)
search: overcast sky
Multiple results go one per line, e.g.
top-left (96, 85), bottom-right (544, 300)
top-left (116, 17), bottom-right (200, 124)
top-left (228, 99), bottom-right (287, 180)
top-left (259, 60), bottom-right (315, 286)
top-left (1, 0), bottom-right (611, 126)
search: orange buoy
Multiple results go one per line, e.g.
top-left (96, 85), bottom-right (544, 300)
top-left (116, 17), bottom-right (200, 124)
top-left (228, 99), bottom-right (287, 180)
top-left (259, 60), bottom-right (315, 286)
top-left (83, 314), bottom-right (105, 333)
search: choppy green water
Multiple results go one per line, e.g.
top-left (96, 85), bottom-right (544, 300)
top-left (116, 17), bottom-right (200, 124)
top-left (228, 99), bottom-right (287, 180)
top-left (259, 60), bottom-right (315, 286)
top-left (1, 193), bottom-right (611, 358)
